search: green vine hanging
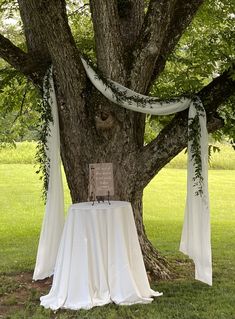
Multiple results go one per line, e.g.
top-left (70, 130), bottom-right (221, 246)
top-left (35, 69), bottom-right (53, 201)
top-left (188, 97), bottom-right (205, 197)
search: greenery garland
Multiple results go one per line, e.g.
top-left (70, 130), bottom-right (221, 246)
top-left (92, 68), bottom-right (187, 107)
top-left (188, 97), bottom-right (205, 197)
top-left (35, 69), bottom-right (53, 201)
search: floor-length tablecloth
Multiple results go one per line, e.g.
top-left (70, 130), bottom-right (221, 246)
top-left (40, 201), bottom-right (162, 310)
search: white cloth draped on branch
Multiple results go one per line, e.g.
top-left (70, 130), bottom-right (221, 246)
top-left (33, 70), bottom-right (64, 281)
top-left (33, 58), bottom-right (212, 286)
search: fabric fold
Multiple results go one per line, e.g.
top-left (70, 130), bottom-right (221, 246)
top-left (40, 202), bottom-right (162, 310)
top-left (33, 70), bottom-right (64, 281)
top-left (180, 105), bottom-right (212, 285)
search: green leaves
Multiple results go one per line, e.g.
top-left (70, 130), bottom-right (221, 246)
top-left (148, 0), bottom-right (235, 144)
top-left (0, 64), bottom-right (40, 146)
top-left (68, 0), bottom-right (95, 60)
top-left (188, 108), bottom-right (204, 197)
top-left (35, 70), bottom-right (53, 201)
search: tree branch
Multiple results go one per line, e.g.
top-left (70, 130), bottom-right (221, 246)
top-left (148, 0), bottom-right (204, 89)
top-left (90, 0), bottom-right (126, 81)
top-left (130, 0), bottom-right (176, 92)
top-left (198, 66), bottom-right (235, 116)
top-left (0, 34), bottom-right (28, 71)
top-left (16, 0), bottom-right (87, 95)
top-left (135, 66), bottom-right (235, 191)
top-left (17, 0), bottom-right (49, 59)
top-left (130, 0), bottom-right (204, 93)
top-left (117, 0), bottom-right (145, 50)
top-left (0, 34), bottom-right (48, 85)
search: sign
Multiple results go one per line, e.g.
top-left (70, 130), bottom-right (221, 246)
top-left (88, 163), bottom-right (114, 200)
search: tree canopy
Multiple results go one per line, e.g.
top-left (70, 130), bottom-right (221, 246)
top-left (0, 0), bottom-right (234, 147)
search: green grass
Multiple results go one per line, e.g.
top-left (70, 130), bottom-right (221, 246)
top-left (0, 163), bottom-right (235, 318)
top-left (166, 143), bottom-right (235, 170)
top-left (0, 141), bottom-right (234, 169)
top-left (0, 164), bottom-right (71, 274)
top-left (0, 141), bottom-right (37, 164)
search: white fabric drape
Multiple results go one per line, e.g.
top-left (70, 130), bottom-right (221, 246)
top-left (180, 106), bottom-right (212, 285)
top-left (33, 71), bottom-right (65, 280)
top-left (81, 58), bottom-right (212, 285)
top-left (81, 59), bottom-right (190, 116)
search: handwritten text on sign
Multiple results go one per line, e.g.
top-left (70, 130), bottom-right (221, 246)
top-left (89, 163), bottom-right (114, 199)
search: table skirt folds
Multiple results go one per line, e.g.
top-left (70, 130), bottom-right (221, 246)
top-left (40, 201), bottom-right (162, 310)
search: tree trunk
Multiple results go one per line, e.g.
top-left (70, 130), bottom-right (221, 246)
top-left (16, 0), bottom-right (172, 280)
top-left (131, 192), bottom-right (171, 279)
top-left (56, 81), bottom-right (171, 279)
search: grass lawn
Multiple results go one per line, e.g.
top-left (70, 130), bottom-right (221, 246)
top-left (0, 162), bottom-right (235, 318)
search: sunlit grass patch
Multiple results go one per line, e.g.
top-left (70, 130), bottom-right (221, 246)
top-left (0, 141), bottom-right (37, 164)
top-left (166, 143), bottom-right (235, 170)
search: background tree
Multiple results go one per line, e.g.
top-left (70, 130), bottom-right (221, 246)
top-left (0, 0), bottom-right (234, 279)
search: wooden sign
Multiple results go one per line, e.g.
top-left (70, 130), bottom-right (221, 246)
top-left (88, 163), bottom-right (114, 200)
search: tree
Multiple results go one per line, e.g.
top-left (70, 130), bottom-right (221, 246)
top-left (0, 0), bottom-right (234, 279)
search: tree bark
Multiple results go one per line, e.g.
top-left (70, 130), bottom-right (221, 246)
top-left (131, 191), bottom-right (171, 279)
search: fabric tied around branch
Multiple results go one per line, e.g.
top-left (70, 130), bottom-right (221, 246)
top-left (81, 58), bottom-right (212, 285)
top-left (33, 69), bottom-right (64, 281)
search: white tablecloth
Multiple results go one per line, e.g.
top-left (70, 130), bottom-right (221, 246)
top-left (40, 201), bottom-right (162, 310)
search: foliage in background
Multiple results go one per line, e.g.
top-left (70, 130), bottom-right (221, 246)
top-left (68, 0), bottom-right (95, 61)
top-left (0, 0), bottom-right (95, 148)
top-left (0, 0), bottom-right (40, 146)
top-left (0, 0), bottom-right (23, 45)
top-left (0, 67), bottom-right (41, 146)
top-left (148, 0), bottom-right (235, 147)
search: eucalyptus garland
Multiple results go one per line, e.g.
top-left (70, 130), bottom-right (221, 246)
top-left (188, 97), bottom-right (205, 197)
top-left (90, 60), bottom-right (184, 107)
top-left (35, 69), bottom-right (53, 201)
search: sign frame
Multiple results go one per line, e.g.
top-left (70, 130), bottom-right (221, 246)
top-left (88, 163), bottom-right (114, 204)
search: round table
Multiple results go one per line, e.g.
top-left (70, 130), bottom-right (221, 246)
top-left (40, 201), bottom-right (162, 310)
